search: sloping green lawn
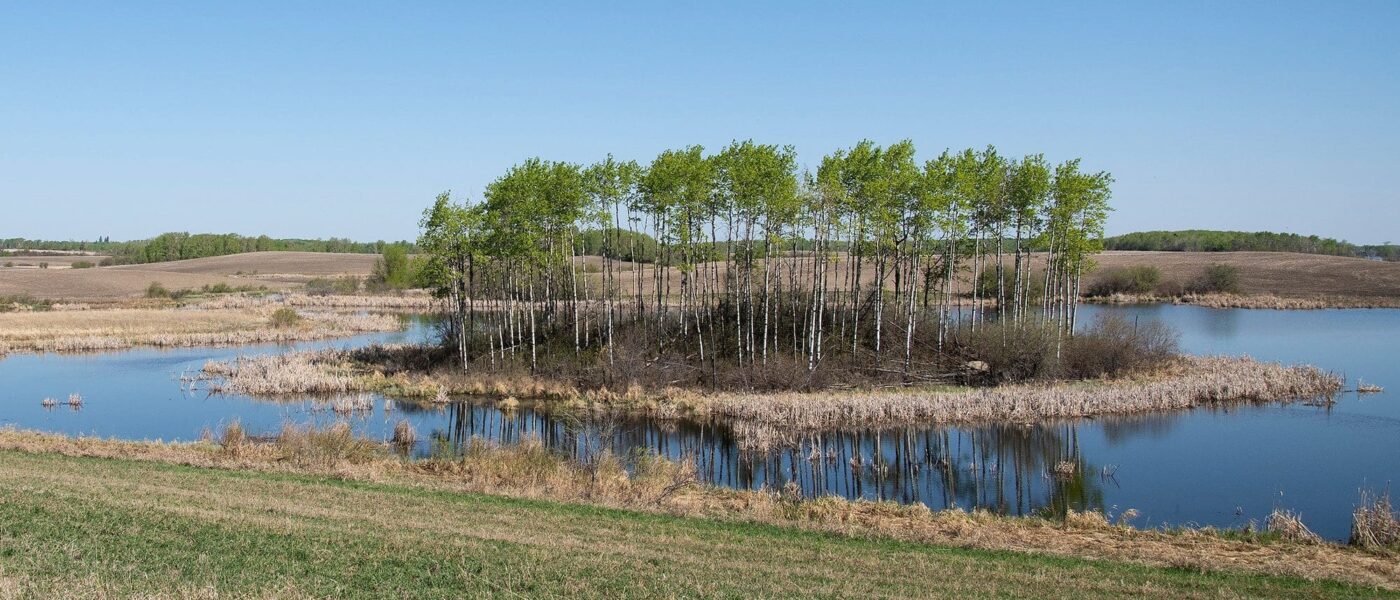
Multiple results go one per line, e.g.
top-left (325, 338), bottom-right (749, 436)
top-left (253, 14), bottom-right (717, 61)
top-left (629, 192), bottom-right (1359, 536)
top-left (0, 451), bottom-right (1387, 599)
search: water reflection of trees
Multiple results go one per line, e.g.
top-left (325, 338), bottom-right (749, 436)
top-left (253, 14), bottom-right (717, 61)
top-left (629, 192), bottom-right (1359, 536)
top-left (744, 424), bottom-right (1108, 518)
top-left (1098, 412), bottom-right (1183, 444)
top-left (419, 400), bottom-right (1111, 517)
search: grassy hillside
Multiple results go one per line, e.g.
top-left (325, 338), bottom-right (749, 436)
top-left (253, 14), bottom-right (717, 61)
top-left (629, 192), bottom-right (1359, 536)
top-left (0, 252), bottom-right (379, 300)
top-left (1093, 251), bottom-right (1400, 301)
top-left (110, 251), bottom-right (380, 276)
top-left (1, 233), bottom-right (401, 265)
top-left (595, 251), bottom-right (1400, 305)
top-left (0, 450), bottom-right (1386, 599)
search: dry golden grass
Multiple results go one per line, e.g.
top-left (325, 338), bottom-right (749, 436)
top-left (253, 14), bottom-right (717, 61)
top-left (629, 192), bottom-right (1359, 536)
top-left (0, 427), bottom-right (1394, 593)
top-left (202, 350), bottom-right (1341, 449)
top-left (706, 356), bottom-right (1342, 443)
top-left (0, 306), bottom-right (402, 354)
top-left (196, 291), bottom-right (436, 310)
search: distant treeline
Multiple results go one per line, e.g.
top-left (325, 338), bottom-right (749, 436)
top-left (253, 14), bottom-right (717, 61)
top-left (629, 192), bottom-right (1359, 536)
top-left (0, 233), bottom-right (413, 265)
top-left (1105, 230), bottom-right (1399, 261)
top-left (4, 230), bottom-right (821, 267)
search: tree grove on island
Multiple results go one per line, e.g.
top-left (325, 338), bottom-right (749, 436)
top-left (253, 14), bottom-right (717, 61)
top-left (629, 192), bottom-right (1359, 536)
top-left (418, 140), bottom-right (1112, 387)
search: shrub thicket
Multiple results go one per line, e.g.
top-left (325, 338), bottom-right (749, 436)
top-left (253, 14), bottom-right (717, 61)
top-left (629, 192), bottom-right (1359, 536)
top-left (370, 244), bottom-right (416, 290)
top-left (1191, 264), bottom-right (1241, 294)
top-left (1062, 314), bottom-right (1179, 379)
top-left (270, 308), bottom-right (302, 328)
top-left (307, 276), bottom-right (361, 295)
top-left (145, 282), bottom-right (171, 299)
top-left (0, 295), bottom-right (53, 312)
top-left (1087, 266), bottom-right (1160, 296)
top-left (947, 313), bottom-right (1178, 383)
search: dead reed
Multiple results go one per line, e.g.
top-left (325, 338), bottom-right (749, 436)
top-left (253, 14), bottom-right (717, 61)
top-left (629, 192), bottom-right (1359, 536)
top-left (202, 348), bottom-right (1342, 450)
top-left (713, 356), bottom-right (1341, 448)
top-left (329, 393), bottom-right (375, 414)
top-left (65, 393), bottom-right (82, 408)
top-left (219, 421), bottom-right (246, 457)
top-left (1052, 461), bottom-right (1078, 479)
top-left (391, 419), bottom-right (417, 447)
top-left (203, 353), bottom-right (359, 396)
top-left (197, 292), bottom-right (435, 311)
top-left (1350, 490), bottom-right (1400, 550)
top-left (1266, 509), bottom-right (1323, 544)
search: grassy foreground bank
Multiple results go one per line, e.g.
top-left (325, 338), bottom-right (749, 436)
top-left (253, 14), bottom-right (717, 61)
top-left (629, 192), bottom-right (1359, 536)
top-left (0, 449), bottom-right (1391, 599)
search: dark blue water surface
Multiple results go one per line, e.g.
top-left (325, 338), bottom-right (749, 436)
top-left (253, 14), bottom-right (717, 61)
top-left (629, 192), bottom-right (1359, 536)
top-left (0, 306), bottom-right (1395, 540)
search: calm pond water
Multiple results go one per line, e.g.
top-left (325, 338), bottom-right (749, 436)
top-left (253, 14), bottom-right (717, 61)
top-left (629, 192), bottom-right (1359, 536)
top-left (0, 306), bottom-right (1395, 540)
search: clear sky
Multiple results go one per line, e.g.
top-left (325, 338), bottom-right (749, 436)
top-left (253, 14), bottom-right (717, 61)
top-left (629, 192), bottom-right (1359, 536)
top-left (3, 1), bottom-right (1397, 244)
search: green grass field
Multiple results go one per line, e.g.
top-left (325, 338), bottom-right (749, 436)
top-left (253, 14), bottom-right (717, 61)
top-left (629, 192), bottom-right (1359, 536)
top-left (0, 450), bottom-right (1388, 599)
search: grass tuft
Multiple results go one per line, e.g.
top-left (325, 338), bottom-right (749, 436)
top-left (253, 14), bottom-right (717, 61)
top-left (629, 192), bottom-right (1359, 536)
top-left (219, 421), bottom-right (246, 457)
top-left (275, 422), bottom-right (383, 466)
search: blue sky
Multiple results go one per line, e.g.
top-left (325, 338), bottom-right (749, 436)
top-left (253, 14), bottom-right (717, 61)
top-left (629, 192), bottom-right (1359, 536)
top-left (2, 1), bottom-right (1397, 243)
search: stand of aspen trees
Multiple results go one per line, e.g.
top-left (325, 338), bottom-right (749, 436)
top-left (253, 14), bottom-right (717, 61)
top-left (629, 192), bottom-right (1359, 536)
top-left (418, 140), bottom-right (1111, 383)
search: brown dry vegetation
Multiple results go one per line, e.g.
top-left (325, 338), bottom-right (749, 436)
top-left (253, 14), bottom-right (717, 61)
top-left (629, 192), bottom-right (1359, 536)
top-left (197, 291), bottom-right (436, 310)
top-left (0, 306), bottom-right (402, 355)
top-left (202, 352), bottom-right (1341, 444)
top-left (708, 356), bottom-right (1341, 443)
top-left (0, 427), bottom-right (1394, 594)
